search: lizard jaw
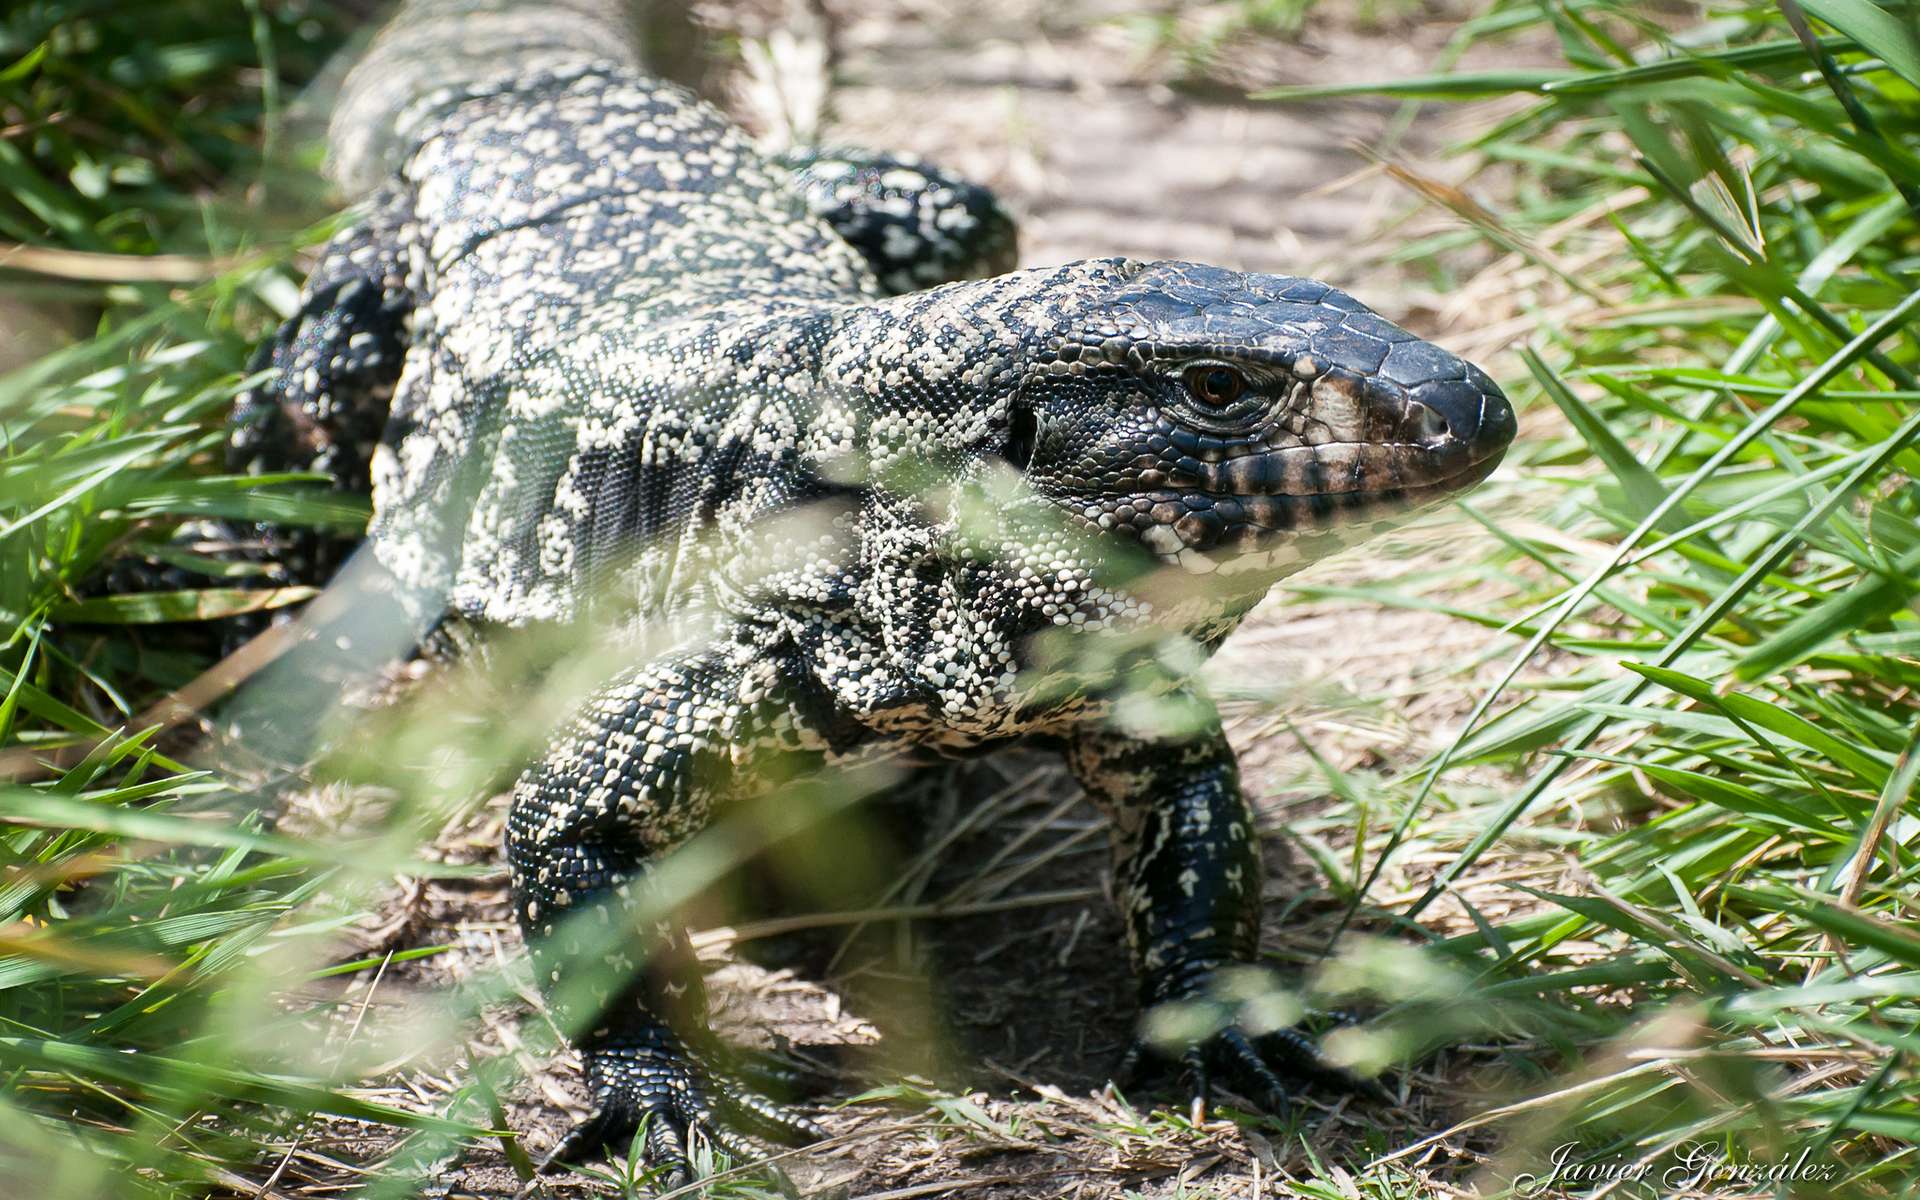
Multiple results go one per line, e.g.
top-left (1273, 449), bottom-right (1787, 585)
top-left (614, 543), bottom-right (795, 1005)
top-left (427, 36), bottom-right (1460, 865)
top-left (1060, 428), bottom-right (1511, 578)
top-left (1152, 447), bottom-right (1508, 577)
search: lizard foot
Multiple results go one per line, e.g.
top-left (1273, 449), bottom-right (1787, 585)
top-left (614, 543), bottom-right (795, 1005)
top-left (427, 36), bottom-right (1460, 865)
top-left (1117, 970), bottom-right (1395, 1120)
top-left (540, 1031), bottom-right (827, 1187)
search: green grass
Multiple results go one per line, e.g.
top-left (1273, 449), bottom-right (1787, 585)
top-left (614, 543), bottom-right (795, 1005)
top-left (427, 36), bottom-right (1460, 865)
top-left (1257, 0), bottom-right (1920, 1192)
top-left (0, 5), bottom-right (479, 1196)
top-left (2, 0), bottom-right (1918, 1197)
top-left (1116, 0), bottom-right (1429, 77)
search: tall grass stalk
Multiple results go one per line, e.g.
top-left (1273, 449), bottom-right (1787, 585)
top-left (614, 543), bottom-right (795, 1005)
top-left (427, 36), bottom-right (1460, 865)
top-left (1263, 0), bottom-right (1920, 1190)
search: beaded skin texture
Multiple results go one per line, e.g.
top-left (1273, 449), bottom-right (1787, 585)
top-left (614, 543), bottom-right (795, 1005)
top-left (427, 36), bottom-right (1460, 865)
top-left (229, 0), bottom-right (1516, 1182)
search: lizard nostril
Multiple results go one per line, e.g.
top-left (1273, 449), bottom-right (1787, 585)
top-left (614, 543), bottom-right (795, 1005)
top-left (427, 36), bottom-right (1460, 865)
top-left (1409, 378), bottom-right (1489, 447)
top-left (1413, 404), bottom-right (1450, 442)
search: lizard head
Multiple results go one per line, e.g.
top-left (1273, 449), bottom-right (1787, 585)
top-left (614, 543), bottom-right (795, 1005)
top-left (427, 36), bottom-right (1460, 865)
top-left (1001, 260), bottom-right (1514, 582)
top-left (797, 259), bottom-right (1513, 723)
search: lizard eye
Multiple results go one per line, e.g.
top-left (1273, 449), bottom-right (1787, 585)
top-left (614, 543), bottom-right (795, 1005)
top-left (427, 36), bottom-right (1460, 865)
top-left (1005, 404), bottom-right (1038, 470)
top-left (1184, 364), bottom-right (1247, 407)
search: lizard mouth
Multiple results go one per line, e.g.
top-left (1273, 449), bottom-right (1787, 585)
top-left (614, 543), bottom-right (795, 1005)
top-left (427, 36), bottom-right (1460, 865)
top-left (1058, 439), bottom-right (1508, 577)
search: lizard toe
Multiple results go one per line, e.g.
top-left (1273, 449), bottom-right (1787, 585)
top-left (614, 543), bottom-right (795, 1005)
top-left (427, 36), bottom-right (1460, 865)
top-left (716, 1036), bottom-right (850, 1100)
top-left (539, 1097), bottom-right (664, 1176)
top-left (1215, 1026), bottom-right (1294, 1117)
top-left (539, 1034), bottom-right (828, 1186)
top-left (1255, 1025), bottom-right (1397, 1105)
top-left (710, 1074), bottom-right (829, 1146)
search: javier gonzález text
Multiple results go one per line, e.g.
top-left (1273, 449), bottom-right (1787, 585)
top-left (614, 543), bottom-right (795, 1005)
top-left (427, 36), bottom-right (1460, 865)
top-left (1513, 1141), bottom-right (1839, 1195)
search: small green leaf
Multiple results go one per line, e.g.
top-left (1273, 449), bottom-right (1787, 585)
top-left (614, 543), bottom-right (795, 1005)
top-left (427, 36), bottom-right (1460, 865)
top-left (1798, 903), bottom-right (1920, 969)
top-left (1525, 349), bottom-right (1676, 530)
top-left (1626, 663), bottom-right (1894, 784)
top-left (1254, 68), bottom-right (1580, 102)
top-left (0, 1037), bottom-right (496, 1136)
top-left (1569, 752), bottom-right (1845, 836)
top-left (51, 586), bottom-right (318, 624)
top-left (1736, 545), bottom-right (1920, 679)
top-left (0, 42), bottom-right (49, 83)
top-left (1797, 0), bottom-right (1920, 88)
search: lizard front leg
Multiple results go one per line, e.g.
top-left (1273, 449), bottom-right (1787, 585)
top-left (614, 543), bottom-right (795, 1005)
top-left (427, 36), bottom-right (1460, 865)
top-left (226, 183), bottom-right (416, 587)
top-left (1067, 710), bottom-right (1381, 1117)
top-left (104, 185), bottom-right (416, 648)
top-left (506, 647), bottom-right (830, 1183)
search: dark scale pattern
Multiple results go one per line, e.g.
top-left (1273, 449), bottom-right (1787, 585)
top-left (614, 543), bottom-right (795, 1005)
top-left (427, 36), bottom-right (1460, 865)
top-left (233, 0), bottom-right (1517, 1182)
top-left (778, 147), bottom-right (1020, 294)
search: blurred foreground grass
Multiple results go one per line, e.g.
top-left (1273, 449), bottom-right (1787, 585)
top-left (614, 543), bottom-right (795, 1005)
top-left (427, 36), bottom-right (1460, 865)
top-left (0, 4), bottom-right (477, 1195)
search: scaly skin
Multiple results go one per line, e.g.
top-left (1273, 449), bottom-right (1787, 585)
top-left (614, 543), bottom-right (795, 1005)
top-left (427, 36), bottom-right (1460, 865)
top-left (217, 0), bottom-right (1516, 1184)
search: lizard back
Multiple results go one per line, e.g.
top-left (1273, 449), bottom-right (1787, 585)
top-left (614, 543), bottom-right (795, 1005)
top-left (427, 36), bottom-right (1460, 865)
top-left (344, 17), bottom-right (882, 626)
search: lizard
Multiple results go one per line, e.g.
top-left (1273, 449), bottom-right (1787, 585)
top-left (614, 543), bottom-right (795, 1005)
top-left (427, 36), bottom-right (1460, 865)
top-left (216, 0), bottom-right (1516, 1184)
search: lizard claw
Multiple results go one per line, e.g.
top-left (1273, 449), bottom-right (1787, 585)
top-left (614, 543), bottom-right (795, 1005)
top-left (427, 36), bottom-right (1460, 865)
top-left (539, 1034), bottom-right (824, 1186)
top-left (719, 1036), bottom-right (851, 1099)
top-left (1115, 969), bottom-right (1395, 1121)
top-left (710, 1072), bottom-right (830, 1145)
top-left (1256, 1024), bottom-right (1397, 1106)
top-left (1115, 1021), bottom-right (1387, 1121)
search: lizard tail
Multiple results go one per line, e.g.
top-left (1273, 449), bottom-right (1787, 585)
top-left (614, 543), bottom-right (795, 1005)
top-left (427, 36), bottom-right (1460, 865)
top-left (328, 0), bottom-right (645, 197)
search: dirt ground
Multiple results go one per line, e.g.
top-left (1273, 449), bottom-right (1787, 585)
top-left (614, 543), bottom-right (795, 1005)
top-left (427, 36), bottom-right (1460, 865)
top-left (282, 2), bottom-right (1565, 1197)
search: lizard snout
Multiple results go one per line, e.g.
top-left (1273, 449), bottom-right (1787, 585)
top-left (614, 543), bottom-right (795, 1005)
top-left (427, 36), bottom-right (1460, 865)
top-left (1400, 364), bottom-right (1515, 470)
top-left (1367, 336), bottom-right (1515, 480)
